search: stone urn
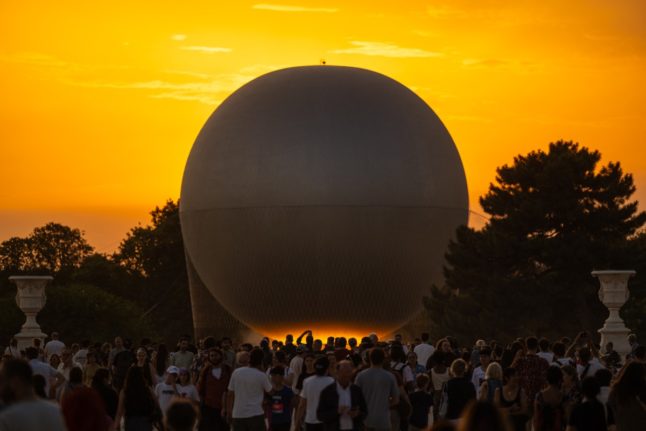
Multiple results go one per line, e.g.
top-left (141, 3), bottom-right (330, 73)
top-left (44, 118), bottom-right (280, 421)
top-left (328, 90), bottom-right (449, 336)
top-left (592, 270), bottom-right (635, 358)
top-left (9, 275), bottom-right (52, 350)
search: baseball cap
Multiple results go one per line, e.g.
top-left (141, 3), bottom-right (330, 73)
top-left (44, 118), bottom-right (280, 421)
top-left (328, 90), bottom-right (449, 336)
top-left (166, 366), bottom-right (180, 375)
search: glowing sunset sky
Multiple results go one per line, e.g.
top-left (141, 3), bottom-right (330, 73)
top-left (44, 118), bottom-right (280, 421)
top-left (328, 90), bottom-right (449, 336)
top-left (1, 1), bottom-right (645, 251)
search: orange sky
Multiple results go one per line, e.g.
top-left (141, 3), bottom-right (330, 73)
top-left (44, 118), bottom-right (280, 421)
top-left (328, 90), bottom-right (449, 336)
top-left (1, 1), bottom-right (645, 252)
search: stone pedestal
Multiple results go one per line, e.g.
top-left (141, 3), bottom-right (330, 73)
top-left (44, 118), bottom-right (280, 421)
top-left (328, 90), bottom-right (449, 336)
top-left (9, 275), bottom-right (52, 351)
top-left (592, 270), bottom-right (635, 358)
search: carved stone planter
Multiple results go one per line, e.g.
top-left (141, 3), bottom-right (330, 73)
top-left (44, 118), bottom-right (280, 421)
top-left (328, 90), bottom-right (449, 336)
top-left (9, 275), bottom-right (52, 351)
top-left (592, 270), bottom-right (635, 358)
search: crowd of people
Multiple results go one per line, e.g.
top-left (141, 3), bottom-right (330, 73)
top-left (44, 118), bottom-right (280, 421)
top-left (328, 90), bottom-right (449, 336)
top-left (1, 329), bottom-right (645, 431)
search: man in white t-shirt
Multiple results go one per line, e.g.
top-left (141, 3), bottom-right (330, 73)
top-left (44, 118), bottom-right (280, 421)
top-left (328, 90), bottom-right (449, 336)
top-left (155, 366), bottom-right (180, 416)
top-left (0, 358), bottom-right (66, 431)
top-left (288, 347), bottom-right (305, 392)
top-left (471, 347), bottom-right (491, 392)
top-left (413, 333), bottom-right (435, 368)
top-left (295, 356), bottom-right (335, 431)
top-left (25, 347), bottom-right (64, 398)
top-left (43, 332), bottom-right (65, 361)
top-left (226, 348), bottom-right (272, 431)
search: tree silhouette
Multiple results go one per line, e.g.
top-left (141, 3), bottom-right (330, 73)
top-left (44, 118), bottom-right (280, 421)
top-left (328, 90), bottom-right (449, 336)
top-left (425, 141), bottom-right (646, 342)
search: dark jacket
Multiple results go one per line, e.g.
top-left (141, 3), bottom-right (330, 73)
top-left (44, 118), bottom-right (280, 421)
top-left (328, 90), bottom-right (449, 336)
top-left (317, 382), bottom-right (367, 431)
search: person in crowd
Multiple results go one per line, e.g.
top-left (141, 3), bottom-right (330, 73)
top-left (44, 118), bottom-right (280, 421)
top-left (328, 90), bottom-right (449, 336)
top-left (25, 346), bottom-right (64, 399)
top-left (176, 368), bottom-right (199, 404)
top-left (44, 332), bottom-right (66, 361)
top-left (594, 368), bottom-right (612, 419)
top-left (334, 338), bottom-right (352, 362)
top-left (406, 351), bottom-right (426, 380)
top-left (537, 338), bottom-right (554, 363)
top-left (494, 367), bottom-right (528, 431)
top-left (115, 365), bottom-right (160, 431)
top-left (283, 333), bottom-right (297, 357)
top-left (390, 343), bottom-right (415, 392)
top-left (113, 338), bottom-right (135, 392)
top-left (348, 338), bottom-right (359, 354)
top-left (356, 348), bottom-right (399, 431)
top-left (3, 338), bottom-right (21, 359)
top-left (442, 358), bottom-right (475, 423)
top-left (317, 360), bottom-right (366, 431)
top-left (512, 336), bottom-right (548, 411)
top-left (478, 362), bottom-right (503, 403)
top-left (296, 356), bottom-right (335, 431)
top-left (552, 342), bottom-right (572, 367)
top-left (197, 347), bottom-right (231, 431)
top-left (471, 347), bottom-right (492, 393)
top-left (576, 348), bottom-right (604, 381)
top-left (221, 337), bottom-right (236, 369)
top-left (155, 366), bottom-right (180, 418)
top-left (294, 352), bottom-right (315, 395)
top-left (165, 399), bottom-right (198, 431)
top-left (92, 368), bottom-right (119, 420)
top-left (268, 365), bottom-right (295, 431)
top-left (469, 340), bottom-right (486, 369)
top-left (607, 361), bottom-right (646, 431)
top-left (32, 374), bottom-right (48, 398)
top-left (226, 348), bottom-right (272, 431)
top-left (236, 350), bottom-right (251, 368)
top-left (110, 337), bottom-right (126, 365)
top-left (567, 376), bottom-right (607, 431)
top-left (73, 340), bottom-right (90, 368)
top-left (533, 364), bottom-right (566, 431)
top-left (154, 344), bottom-right (169, 384)
top-left (428, 350), bottom-right (450, 422)
top-left (133, 347), bottom-right (156, 388)
top-left (413, 333), bottom-right (435, 369)
top-left (407, 373), bottom-right (433, 431)
top-left (171, 337), bottom-right (195, 371)
top-left (601, 342), bottom-right (621, 371)
top-left (83, 351), bottom-right (101, 387)
top-left (561, 364), bottom-right (582, 422)
top-left (99, 342), bottom-right (112, 367)
top-left (62, 386), bottom-right (112, 431)
top-left (61, 366), bottom-right (84, 403)
top-left (627, 333), bottom-right (639, 360)
top-left (49, 353), bottom-right (61, 370)
top-left (457, 400), bottom-right (510, 431)
top-left (0, 359), bottom-right (67, 430)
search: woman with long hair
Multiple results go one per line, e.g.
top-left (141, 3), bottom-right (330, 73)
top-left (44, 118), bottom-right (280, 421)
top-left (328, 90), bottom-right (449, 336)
top-left (114, 366), bottom-right (159, 431)
top-left (478, 362), bottom-right (503, 403)
top-left (154, 344), bottom-right (169, 384)
top-left (607, 362), bottom-right (646, 431)
top-left (92, 368), bottom-right (118, 420)
top-left (560, 364), bottom-right (581, 422)
top-left (494, 367), bottom-right (528, 431)
top-left (533, 365), bottom-right (566, 431)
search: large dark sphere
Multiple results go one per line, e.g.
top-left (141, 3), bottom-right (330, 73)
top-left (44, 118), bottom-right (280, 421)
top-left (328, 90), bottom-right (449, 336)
top-left (180, 65), bottom-right (468, 337)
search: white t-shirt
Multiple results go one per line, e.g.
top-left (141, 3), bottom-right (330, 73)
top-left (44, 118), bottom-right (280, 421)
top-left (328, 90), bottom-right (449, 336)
top-left (0, 399), bottom-right (66, 431)
top-left (73, 349), bottom-right (88, 368)
top-left (228, 366), bottom-right (272, 418)
top-left (413, 343), bottom-right (435, 368)
top-left (391, 362), bottom-right (414, 384)
top-left (471, 366), bottom-right (486, 391)
top-left (537, 351), bottom-right (554, 363)
top-left (301, 375), bottom-right (335, 424)
top-left (178, 383), bottom-right (200, 402)
top-left (29, 359), bottom-right (59, 395)
top-left (155, 382), bottom-right (179, 415)
top-left (577, 360), bottom-right (604, 380)
top-left (44, 340), bottom-right (65, 359)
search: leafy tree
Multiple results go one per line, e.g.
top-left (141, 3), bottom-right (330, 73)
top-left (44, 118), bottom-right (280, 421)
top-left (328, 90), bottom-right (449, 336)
top-left (425, 141), bottom-right (646, 343)
top-left (113, 200), bottom-right (193, 343)
top-left (0, 223), bottom-right (93, 282)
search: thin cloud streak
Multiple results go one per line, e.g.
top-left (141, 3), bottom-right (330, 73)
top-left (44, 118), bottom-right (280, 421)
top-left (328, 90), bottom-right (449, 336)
top-left (331, 41), bottom-right (442, 58)
top-left (180, 46), bottom-right (232, 53)
top-left (252, 4), bottom-right (338, 13)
